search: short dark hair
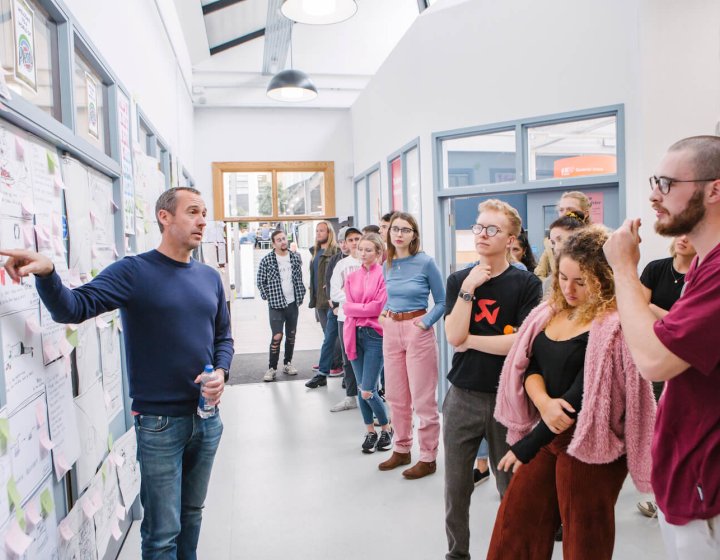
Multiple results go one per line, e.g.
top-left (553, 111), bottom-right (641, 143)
top-left (380, 212), bottom-right (395, 223)
top-left (549, 211), bottom-right (587, 232)
top-left (362, 225), bottom-right (380, 234)
top-left (155, 187), bottom-right (202, 233)
top-left (271, 229), bottom-right (285, 243)
top-left (668, 136), bottom-right (720, 180)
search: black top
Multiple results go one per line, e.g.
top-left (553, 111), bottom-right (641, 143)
top-left (511, 330), bottom-right (589, 463)
top-left (640, 257), bottom-right (686, 311)
top-left (444, 265), bottom-right (542, 393)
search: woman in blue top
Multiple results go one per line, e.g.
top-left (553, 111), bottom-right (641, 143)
top-left (377, 212), bottom-right (446, 479)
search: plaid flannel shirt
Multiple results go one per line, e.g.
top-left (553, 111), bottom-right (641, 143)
top-left (256, 250), bottom-right (306, 309)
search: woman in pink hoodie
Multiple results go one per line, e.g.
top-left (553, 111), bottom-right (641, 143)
top-left (488, 227), bottom-right (656, 560)
top-left (343, 233), bottom-right (392, 454)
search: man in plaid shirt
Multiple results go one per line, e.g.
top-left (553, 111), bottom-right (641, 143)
top-left (256, 230), bottom-right (306, 381)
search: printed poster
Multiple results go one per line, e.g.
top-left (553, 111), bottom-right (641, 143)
top-left (13, 0), bottom-right (37, 92)
top-left (117, 90), bottom-right (135, 236)
top-left (85, 72), bottom-right (98, 139)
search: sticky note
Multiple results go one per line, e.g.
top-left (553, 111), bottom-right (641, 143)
top-left (107, 433), bottom-right (114, 451)
top-left (55, 451), bottom-right (71, 479)
top-left (40, 488), bottom-right (54, 517)
top-left (43, 341), bottom-right (60, 363)
top-left (113, 452), bottom-right (125, 468)
top-left (59, 337), bottom-right (73, 357)
top-left (53, 175), bottom-right (65, 192)
top-left (14, 137), bottom-right (24, 160)
top-left (7, 477), bottom-right (21, 508)
top-left (101, 463), bottom-right (107, 482)
top-left (66, 329), bottom-right (79, 348)
top-left (47, 152), bottom-right (56, 173)
top-left (25, 316), bottom-right (41, 336)
top-left (115, 503), bottom-right (126, 520)
top-left (21, 223), bottom-right (34, 248)
top-left (35, 400), bottom-right (45, 427)
top-left (59, 518), bottom-right (74, 541)
top-left (111, 517), bottom-right (122, 540)
top-left (89, 210), bottom-right (98, 227)
top-left (81, 499), bottom-right (95, 519)
top-left (15, 506), bottom-right (25, 531)
top-left (39, 431), bottom-right (54, 451)
top-left (20, 197), bottom-right (34, 216)
top-left (5, 520), bottom-right (31, 555)
top-left (25, 502), bottom-right (41, 526)
top-left (0, 418), bottom-right (9, 450)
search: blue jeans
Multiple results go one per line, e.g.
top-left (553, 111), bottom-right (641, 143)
top-left (134, 412), bottom-right (223, 560)
top-left (350, 327), bottom-right (389, 426)
top-left (318, 309), bottom-right (340, 375)
top-left (477, 438), bottom-right (489, 460)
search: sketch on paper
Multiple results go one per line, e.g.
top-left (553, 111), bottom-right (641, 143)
top-left (8, 393), bottom-right (52, 501)
top-left (74, 319), bottom-right (101, 395)
top-left (1, 308), bottom-right (45, 413)
top-left (22, 475), bottom-right (60, 559)
top-left (0, 216), bottom-right (39, 317)
top-left (73, 379), bottom-right (108, 493)
top-left (0, 127), bottom-right (33, 220)
top-left (61, 157), bottom-right (92, 276)
top-left (44, 359), bottom-right (80, 481)
top-left (113, 428), bottom-right (140, 510)
top-left (99, 313), bottom-right (123, 421)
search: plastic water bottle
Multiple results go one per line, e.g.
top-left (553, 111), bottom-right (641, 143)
top-left (197, 364), bottom-right (216, 419)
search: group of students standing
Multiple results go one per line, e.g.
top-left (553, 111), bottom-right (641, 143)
top-left (257, 135), bottom-right (720, 560)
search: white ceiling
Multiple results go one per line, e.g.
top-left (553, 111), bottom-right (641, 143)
top-left (173, 0), bottom-right (422, 108)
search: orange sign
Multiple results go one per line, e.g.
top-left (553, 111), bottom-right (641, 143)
top-left (553, 155), bottom-right (616, 178)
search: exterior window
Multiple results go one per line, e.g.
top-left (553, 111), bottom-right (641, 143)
top-left (405, 146), bottom-right (420, 217)
top-left (223, 172), bottom-right (273, 218)
top-left (0, 0), bottom-right (60, 119)
top-left (74, 49), bottom-right (108, 153)
top-left (527, 115), bottom-right (617, 181)
top-left (278, 171), bottom-right (325, 217)
top-left (442, 129), bottom-right (516, 188)
top-left (367, 169), bottom-right (381, 225)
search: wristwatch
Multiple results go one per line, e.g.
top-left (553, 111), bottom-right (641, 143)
top-left (220, 368), bottom-right (229, 382)
top-left (458, 290), bottom-right (475, 302)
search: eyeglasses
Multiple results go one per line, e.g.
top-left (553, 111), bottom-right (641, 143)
top-left (649, 175), bottom-right (718, 195)
top-left (390, 226), bottom-right (415, 235)
top-left (471, 224), bottom-right (501, 237)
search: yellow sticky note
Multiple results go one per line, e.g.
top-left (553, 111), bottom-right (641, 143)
top-left (90, 269), bottom-right (99, 278)
top-left (0, 418), bottom-right (10, 445)
top-left (40, 489), bottom-right (54, 517)
top-left (107, 433), bottom-right (114, 451)
top-left (46, 152), bottom-right (55, 173)
top-left (101, 463), bottom-right (107, 482)
top-left (66, 329), bottom-right (79, 348)
top-left (7, 477), bottom-right (21, 508)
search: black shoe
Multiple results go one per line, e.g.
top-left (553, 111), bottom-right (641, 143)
top-left (362, 432), bottom-right (379, 454)
top-left (377, 429), bottom-right (393, 451)
top-left (341, 379), bottom-right (346, 389)
top-left (305, 374), bottom-right (327, 389)
top-left (554, 525), bottom-right (563, 542)
top-left (473, 468), bottom-right (490, 487)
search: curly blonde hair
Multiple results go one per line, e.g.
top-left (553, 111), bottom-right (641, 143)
top-left (548, 226), bottom-right (616, 323)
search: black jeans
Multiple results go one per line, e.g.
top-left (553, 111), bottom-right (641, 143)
top-left (268, 302), bottom-right (299, 369)
top-left (337, 321), bottom-right (357, 397)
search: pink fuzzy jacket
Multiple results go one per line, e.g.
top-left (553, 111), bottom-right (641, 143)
top-left (494, 301), bottom-right (656, 492)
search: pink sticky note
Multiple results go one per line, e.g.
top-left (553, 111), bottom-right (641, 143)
top-left (113, 452), bottom-right (125, 468)
top-left (43, 341), bottom-right (60, 363)
top-left (60, 337), bottom-right (73, 357)
top-left (95, 316), bottom-right (108, 329)
top-left (39, 431), bottom-right (55, 451)
top-left (54, 451), bottom-right (71, 479)
top-left (63, 354), bottom-right (71, 375)
top-left (25, 502), bottom-right (41, 526)
top-left (25, 316), bottom-right (41, 336)
top-left (35, 400), bottom-right (45, 427)
top-left (111, 517), bottom-right (122, 540)
top-left (33, 224), bottom-right (49, 243)
top-left (59, 518), bottom-right (74, 541)
top-left (82, 499), bottom-right (95, 519)
top-left (53, 175), bottom-right (65, 192)
top-left (5, 520), bottom-right (32, 555)
top-left (115, 503), bottom-right (126, 520)
top-left (15, 136), bottom-right (24, 160)
top-left (21, 223), bottom-right (34, 248)
top-left (21, 197), bottom-right (34, 216)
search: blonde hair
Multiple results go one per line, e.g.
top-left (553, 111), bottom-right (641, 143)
top-left (360, 232), bottom-right (384, 258)
top-left (313, 220), bottom-right (337, 255)
top-left (477, 199), bottom-right (522, 237)
top-left (548, 226), bottom-right (616, 324)
top-left (559, 191), bottom-right (592, 221)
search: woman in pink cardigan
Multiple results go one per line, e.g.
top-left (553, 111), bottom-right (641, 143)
top-left (343, 233), bottom-right (392, 454)
top-left (487, 227), bottom-right (656, 560)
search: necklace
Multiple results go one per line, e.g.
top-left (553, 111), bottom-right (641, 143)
top-left (670, 260), bottom-right (686, 284)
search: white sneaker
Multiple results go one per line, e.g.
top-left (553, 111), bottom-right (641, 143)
top-left (330, 396), bottom-right (358, 412)
top-left (283, 363), bottom-right (298, 375)
top-left (263, 368), bottom-right (277, 382)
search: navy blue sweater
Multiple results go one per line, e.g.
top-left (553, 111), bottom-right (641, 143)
top-left (35, 250), bottom-right (234, 416)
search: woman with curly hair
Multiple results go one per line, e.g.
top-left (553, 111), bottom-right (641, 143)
top-left (487, 227), bottom-right (656, 560)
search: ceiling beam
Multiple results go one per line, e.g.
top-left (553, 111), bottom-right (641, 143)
top-left (202, 0), bottom-right (248, 16)
top-left (210, 28), bottom-right (266, 56)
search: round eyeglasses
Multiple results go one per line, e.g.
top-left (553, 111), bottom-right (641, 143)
top-left (649, 175), bottom-right (718, 195)
top-left (471, 224), bottom-right (501, 237)
top-left (390, 226), bottom-right (415, 235)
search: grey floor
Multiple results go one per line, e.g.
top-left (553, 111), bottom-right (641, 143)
top-left (117, 376), bottom-right (668, 559)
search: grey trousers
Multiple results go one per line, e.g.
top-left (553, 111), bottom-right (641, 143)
top-left (443, 385), bottom-right (512, 560)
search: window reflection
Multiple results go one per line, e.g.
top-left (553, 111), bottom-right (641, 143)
top-left (278, 171), bottom-right (324, 217)
top-left (443, 130), bottom-right (516, 188)
top-left (223, 172), bottom-right (273, 217)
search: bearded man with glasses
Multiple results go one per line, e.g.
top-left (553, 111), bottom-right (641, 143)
top-left (605, 136), bottom-right (720, 559)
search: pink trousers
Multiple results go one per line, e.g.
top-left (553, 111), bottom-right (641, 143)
top-left (382, 318), bottom-right (440, 462)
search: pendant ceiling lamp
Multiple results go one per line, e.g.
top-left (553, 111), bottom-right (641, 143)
top-left (281, 0), bottom-right (358, 25)
top-left (266, 26), bottom-right (318, 102)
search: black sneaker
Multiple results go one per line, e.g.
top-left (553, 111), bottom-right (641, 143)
top-left (473, 468), bottom-right (490, 487)
top-left (305, 374), bottom-right (327, 389)
top-left (362, 432), bottom-right (379, 454)
top-left (377, 429), bottom-right (393, 451)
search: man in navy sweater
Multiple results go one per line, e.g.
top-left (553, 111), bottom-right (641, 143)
top-left (1, 187), bottom-right (234, 559)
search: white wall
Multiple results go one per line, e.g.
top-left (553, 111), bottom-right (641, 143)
top-left (62, 0), bottom-right (196, 172)
top-left (351, 0), bottom-right (720, 263)
top-left (194, 108), bottom-right (355, 219)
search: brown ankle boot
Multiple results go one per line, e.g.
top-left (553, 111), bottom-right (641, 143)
top-left (402, 460), bottom-right (437, 479)
top-left (378, 451), bottom-right (411, 471)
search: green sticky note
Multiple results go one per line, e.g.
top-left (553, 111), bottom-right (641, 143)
top-left (46, 152), bottom-right (55, 173)
top-left (40, 489), bottom-right (54, 517)
top-left (7, 477), bottom-right (21, 508)
top-left (101, 463), bottom-right (107, 482)
top-left (66, 329), bottom-right (79, 348)
top-left (0, 418), bottom-right (9, 442)
top-left (90, 268), bottom-right (99, 278)
top-left (144, 222), bottom-right (150, 234)
top-left (107, 433), bottom-right (114, 451)
top-left (15, 506), bottom-right (25, 531)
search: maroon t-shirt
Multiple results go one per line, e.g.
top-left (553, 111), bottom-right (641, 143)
top-left (653, 242), bottom-right (720, 525)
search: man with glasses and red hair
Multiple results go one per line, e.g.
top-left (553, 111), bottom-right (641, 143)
top-left (605, 136), bottom-right (720, 559)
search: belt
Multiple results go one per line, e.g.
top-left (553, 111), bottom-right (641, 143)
top-left (386, 309), bottom-right (426, 321)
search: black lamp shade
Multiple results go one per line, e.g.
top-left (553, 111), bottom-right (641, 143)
top-left (266, 69), bottom-right (318, 102)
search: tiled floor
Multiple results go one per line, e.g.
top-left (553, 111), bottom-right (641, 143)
top-left (117, 376), bottom-right (668, 559)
